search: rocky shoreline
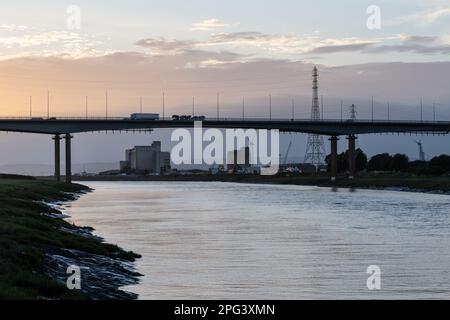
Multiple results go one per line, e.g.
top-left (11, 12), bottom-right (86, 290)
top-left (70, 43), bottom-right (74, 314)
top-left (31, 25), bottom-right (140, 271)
top-left (1, 177), bottom-right (144, 299)
top-left (42, 191), bottom-right (142, 300)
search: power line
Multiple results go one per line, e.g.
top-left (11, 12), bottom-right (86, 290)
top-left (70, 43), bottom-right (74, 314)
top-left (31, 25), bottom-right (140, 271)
top-left (291, 98), bottom-right (295, 120)
top-left (163, 93), bottom-right (166, 118)
top-left (0, 71), bottom-right (311, 85)
top-left (387, 102), bottom-right (390, 120)
top-left (420, 97), bottom-right (423, 122)
top-left (105, 90), bottom-right (108, 119)
top-left (321, 95), bottom-right (324, 120)
top-left (217, 93), bottom-right (220, 120)
top-left (0, 80), bottom-right (313, 95)
top-left (269, 94), bottom-right (272, 120)
top-left (85, 96), bottom-right (88, 119)
top-left (47, 90), bottom-right (50, 118)
top-left (433, 102), bottom-right (436, 122)
top-left (371, 96), bottom-right (374, 122)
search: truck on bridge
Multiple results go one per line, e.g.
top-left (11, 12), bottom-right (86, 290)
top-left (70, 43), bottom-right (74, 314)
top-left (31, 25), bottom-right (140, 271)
top-left (130, 113), bottom-right (159, 120)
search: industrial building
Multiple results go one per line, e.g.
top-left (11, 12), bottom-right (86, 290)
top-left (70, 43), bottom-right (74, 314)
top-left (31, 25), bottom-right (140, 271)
top-left (226, 147), bottom-right (260, 174)
top-left (120, 141), bottom-right (171, 175)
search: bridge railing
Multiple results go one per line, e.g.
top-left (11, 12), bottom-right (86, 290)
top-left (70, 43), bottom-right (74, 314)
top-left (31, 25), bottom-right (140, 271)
top-left (0, 116), bottom-right (449, 124)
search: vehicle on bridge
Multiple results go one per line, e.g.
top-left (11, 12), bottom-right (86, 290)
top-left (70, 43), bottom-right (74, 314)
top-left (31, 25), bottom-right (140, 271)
top-left (192, 116), bottom-right (206, 121)
top-left (130, 113), bottom-right (159, 120)
top-left (172, 115), bottom-right (195, 120)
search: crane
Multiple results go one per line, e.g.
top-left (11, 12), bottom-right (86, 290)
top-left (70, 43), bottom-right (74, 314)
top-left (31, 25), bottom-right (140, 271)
top-left (283, 141), bottom-right (292, 165)
top-left (414, 140), bottom-right (426, 161)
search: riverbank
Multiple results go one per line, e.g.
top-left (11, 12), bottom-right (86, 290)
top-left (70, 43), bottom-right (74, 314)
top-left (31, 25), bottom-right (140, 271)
top-left (0, 175), bottom-right (141, 300)
top-left (72, 173), bottom-right (450, 194)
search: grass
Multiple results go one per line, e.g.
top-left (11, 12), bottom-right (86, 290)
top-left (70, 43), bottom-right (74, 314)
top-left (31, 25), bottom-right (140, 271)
top-left (324, 173), bottom-right (450, 192)
top-left (0, 176), bottom-right (139, 300)
top-left (236, 173), bottom-right (450, 192)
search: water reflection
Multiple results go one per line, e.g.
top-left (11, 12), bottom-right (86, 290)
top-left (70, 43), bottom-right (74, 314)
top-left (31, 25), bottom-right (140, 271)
top-left (65, 182), bottom-right (450, 300)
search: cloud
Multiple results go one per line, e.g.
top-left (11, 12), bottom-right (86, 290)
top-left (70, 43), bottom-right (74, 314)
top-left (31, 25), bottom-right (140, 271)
top-left (367, 43), bottom-right (450, 55)
top-left (356, 34), bottom-right (450, 55)
top-left (206, 32), bottom-right (304, 52)
top-left (209, 32), bottom-right (287, 43)
top-left (134, 38), bottom-right (197, 55)
top-left (305, 34), bottom-right (450, 56)
top-left (190, 19), bottom-right (229, 31)
top-left (390, 6), bottom-right (450, 26)
top-left (400, 35), bottom-right (438, 44)
top-left (2, 53), bottom-right (450, 113)
top-left (0, 24), bottom-right (28, 32)
top-left (0, 29), bottom-right (104, 59)
top-left (308, 42), bottom-right (375, 54)
top-left (203, 33), bottom-right (389, 56)
top-left (441, 34), bottom-right (450, 44)
top-left (134, 37), bottom-right (244, 67)
top-left (134, 32), bottom-right (313, 58)
top-left (0, 31), bottom-right (82, 47)
top-left (198, 59), bottom-right (233, 67)
top-left (184, 51), bottom-right (244, 69)
top-left (134, 32), bottom-right (450, 61)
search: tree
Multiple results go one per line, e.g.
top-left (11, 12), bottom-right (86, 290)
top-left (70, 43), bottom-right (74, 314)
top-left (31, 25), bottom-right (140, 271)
top-left (355, 148), bottom-right (368, 172)
top-left (430, 154), bottom-right (450, 173)
top-left (325, 148), bottom-right (367, 173)
top-left (391, 154), bottom-right (409, 172)
top-left (334, 152), bottom-right (346, 173)
top-left (367, 153), bottom-right (392, 171)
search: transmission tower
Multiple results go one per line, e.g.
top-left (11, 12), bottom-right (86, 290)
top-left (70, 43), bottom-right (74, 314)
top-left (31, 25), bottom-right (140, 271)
top-left (304, 66), bottom-right (326, 167)
top-left (350, 104), bottom-right (357, 120)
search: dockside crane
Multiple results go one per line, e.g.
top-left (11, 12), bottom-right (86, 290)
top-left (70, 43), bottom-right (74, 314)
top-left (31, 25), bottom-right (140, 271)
top-left (414, 140), bottom-right (426, 161)
top-left (283, 141), bottom-right (293, 165)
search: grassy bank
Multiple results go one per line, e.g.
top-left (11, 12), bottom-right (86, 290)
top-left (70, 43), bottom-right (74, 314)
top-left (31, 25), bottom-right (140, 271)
top-left (73, 173), bottom-right (450, 193)
top-left (319, 174), bottom-right (450, 192)
top-left (0, 175), bottom-right (139, 300)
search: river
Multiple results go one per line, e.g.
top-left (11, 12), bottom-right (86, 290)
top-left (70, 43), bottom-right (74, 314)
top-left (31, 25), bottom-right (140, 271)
top-left (63, 181), bottom-right (450, 299)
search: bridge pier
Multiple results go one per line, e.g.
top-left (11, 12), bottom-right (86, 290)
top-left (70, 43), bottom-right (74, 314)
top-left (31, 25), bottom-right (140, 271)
top-left (65, 133), bottom-right (73, 183)
top-left (347, 134), bottom-right (357, 179)
top-left (52, 134), bottom-right (61, 182)
top-left (329, 136), bottom-right (339, 181)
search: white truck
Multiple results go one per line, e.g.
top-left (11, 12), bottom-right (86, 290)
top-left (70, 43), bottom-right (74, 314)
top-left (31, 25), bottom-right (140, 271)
top-left (130, 113), bottom-right (160, 120)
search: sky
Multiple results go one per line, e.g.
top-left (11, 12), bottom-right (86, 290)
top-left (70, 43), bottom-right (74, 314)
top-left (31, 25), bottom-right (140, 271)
top-left (0, 0), bottom-right (450, 171)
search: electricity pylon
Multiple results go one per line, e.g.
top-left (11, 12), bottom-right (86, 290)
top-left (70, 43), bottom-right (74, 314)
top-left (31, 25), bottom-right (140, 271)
top-left (304, 66), bottom-right (326, 167)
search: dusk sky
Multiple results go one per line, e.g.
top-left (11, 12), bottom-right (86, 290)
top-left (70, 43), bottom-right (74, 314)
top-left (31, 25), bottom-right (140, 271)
top-left (1, 0), bottom-right (450, 172)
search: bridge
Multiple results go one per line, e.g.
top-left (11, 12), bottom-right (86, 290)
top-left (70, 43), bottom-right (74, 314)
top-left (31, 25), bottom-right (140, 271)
top-left (1, 117), bottom-right (449, 183)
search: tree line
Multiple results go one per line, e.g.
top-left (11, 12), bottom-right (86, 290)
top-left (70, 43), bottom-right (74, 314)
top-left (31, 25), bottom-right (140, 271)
top-left (325, 150), bottom-right (450, 175)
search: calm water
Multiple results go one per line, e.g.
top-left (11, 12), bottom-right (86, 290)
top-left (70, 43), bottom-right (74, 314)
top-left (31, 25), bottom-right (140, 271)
top-left (64, 181), bottom-right (450, 299)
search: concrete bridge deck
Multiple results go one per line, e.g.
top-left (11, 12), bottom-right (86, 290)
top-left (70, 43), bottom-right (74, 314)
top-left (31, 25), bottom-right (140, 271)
top-left (0, 117), bottom-right (449, 136)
